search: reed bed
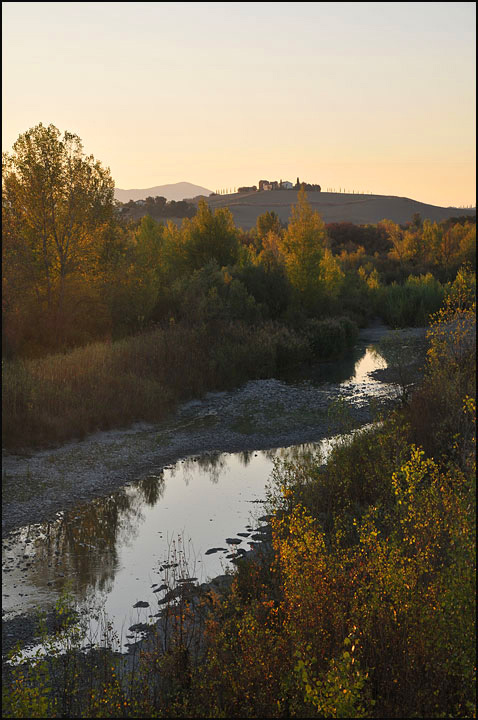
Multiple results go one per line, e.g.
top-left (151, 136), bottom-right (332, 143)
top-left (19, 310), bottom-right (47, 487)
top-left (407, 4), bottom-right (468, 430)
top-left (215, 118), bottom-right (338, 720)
top-left (2, 321), bottom-right (310, 451)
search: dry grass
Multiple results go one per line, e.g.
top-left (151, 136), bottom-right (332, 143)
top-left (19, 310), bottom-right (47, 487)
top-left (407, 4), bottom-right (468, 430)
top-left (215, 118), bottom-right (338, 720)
top-left (2, 321), bottom-right (309, 451)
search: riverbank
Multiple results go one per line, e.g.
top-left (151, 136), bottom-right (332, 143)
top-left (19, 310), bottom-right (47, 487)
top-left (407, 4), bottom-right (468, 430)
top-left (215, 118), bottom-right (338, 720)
top-left (2, 318), bottom-right (362, 453)
top-left (2, 325), bottom-right (428, 661)
top-left (2, 325), bottom-right (425, 538)
top-left (3, 273), bottom-right (474, 719)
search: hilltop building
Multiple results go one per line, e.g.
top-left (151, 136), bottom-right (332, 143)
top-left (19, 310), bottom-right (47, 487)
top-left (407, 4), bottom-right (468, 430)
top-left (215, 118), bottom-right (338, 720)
top-left (238, 178), bottom-right (320, 192)
top-left (258, 178), bottom-right (319, 191)
top-left (295, 177), bottom-right (321, 191)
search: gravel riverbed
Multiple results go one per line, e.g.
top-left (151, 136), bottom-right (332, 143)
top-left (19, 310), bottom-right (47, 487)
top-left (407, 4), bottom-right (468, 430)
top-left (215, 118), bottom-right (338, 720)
top-left (2, 325), bottom-right (428, 658)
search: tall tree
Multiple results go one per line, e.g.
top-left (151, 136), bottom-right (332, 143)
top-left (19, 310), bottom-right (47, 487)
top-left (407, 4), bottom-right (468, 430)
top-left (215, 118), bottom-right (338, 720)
top-left (3, 123), bottom-right (114, 350)
top-left (256, 210), bottom-right (282, 243)
top-left (280, 187), bottom-right (333, 311)
top-left (179, 199), bottom-right (239, 271)
top-left (381, 219), bottom-right (407, 267)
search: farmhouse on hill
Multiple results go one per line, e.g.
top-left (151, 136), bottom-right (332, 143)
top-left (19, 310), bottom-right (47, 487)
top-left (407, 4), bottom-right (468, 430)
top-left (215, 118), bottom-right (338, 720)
top-left (256, 178), bottom-right (320, 191)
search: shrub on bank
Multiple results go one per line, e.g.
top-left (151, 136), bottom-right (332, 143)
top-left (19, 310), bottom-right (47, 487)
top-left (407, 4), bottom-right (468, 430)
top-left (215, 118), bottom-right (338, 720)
top-left (304, 316), bottom-right (358, 359)
top-left (376, 273), bottom-right (445, 327)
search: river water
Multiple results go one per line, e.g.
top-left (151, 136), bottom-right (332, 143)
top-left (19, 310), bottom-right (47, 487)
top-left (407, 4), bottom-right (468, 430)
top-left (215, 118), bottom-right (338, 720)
top-left (3, 327), bottom-right (414, 656)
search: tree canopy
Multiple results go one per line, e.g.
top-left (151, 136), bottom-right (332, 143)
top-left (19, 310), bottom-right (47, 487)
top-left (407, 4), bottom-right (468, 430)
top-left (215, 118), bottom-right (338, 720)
top-left (2, 123), bottom-right (475, 359)
top-left (280, 187), bottom-right (342, 311)
top-left (3, 123), bottom-right (115, 350)
top-left (179, 199), bottom-right (240, 271)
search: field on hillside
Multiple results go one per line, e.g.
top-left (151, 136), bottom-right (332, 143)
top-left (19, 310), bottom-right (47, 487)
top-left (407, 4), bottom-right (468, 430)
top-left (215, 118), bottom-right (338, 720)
top-left (200, 190), bottom-right (475, 228)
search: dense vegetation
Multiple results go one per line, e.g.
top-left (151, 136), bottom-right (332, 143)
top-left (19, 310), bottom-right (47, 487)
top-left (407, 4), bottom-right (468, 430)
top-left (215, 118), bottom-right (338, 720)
top-left (3, 269), bottom-right (475, 718)
top-left (3, 124), bottom-right (476, 362)
top-left (2, 124), bottom-right (475, 450)
top-left (2, 124), bottom-right (476, 717)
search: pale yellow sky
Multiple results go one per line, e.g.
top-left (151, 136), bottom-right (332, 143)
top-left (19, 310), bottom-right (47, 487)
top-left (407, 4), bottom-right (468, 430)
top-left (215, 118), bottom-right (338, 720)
top-left (2, 2), bottom-right (476, 207)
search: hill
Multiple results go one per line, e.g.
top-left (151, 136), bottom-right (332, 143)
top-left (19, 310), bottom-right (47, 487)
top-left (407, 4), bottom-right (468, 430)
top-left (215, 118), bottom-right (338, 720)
top-left (114, 182), bottom-right (213, 203)
top-left (200, 190), bottom-right (476, 228)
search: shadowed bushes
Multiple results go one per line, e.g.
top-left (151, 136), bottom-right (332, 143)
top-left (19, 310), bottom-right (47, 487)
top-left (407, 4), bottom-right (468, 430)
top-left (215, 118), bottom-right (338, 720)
top-left (2, 321), bottom-right (311, 450)
top-left (304, 316), bottom-right (359, 359)
top-left (375, 273), bottom-right (445, 327)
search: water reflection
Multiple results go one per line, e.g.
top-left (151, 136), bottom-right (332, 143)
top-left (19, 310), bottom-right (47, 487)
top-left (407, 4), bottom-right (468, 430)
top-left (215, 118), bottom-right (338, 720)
top-left (238, 449), bottom-right (254, 467)
top-left (182, 453), bottom-right (226, 485)
top-left (138, 473), bottom-right (166, 506)
top-left (3, 476), bottom-right (167, 612)
top-left (2, 330), bottom-right (391, 648)
top-left (261, 443), bottom-right (323, 464)
top-left (168, 445), bottom-right (326, 485)
top-left (1, 438), bottom-right (339, 623)
top-left (346, 347), bottom-right (385, 384)
top-left (279, 344), bottom-right (364, 386)
top-left (2, 449), bottom-right (261, 621)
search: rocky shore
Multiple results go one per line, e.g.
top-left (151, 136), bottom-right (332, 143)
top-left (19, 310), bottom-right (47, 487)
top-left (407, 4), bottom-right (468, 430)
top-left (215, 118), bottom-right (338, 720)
top-left (2, 325), bottom-right (428, 659)
top-left (2, 377), bottom-right (393, 537)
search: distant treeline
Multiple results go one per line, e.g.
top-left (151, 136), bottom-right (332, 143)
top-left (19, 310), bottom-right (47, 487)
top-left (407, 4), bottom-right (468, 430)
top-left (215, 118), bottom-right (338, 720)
top-left (116, 195), bottom-right (197, 220)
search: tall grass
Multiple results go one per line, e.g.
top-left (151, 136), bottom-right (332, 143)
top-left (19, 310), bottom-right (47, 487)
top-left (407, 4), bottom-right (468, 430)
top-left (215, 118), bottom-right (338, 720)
top-left (2, 321), bottom-right (310, 450)
top-left (376, 273), bottom-right (445, 327)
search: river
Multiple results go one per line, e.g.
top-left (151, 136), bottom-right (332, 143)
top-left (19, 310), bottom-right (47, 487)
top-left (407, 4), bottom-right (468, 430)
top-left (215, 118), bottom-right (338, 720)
top-left (2, 324), bottom-right (427, 658)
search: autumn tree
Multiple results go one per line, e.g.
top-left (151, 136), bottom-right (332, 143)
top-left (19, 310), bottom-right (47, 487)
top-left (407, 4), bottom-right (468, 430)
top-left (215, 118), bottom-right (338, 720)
top-left (280, 187), bottom-right (342, 313)
top-left (258, 230), bottom-right (285, 271)
top-left (129, 215), bottom-right (164, 326)
top-left (419, 220), bottom-right (476, 274)
top-left (457, 223), bottom-right (477, 269)
top-left (3, 123), bottom-right (114, 352)
top-left (256, 210), bottom-right (282, 249)
top-left (281, 187), bottom-right (326, 295)
top-left (437, 223), bottom-right (475, 276)
top-left (179, 199), bottom-right (240, 271)
top-left (380, 219), bottom-right (408, 266)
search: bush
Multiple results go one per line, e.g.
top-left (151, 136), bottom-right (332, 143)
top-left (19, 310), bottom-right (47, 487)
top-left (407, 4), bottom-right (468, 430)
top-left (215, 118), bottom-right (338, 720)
top-left (304, 317), bottom-right (358, 359)
top-left (376, 274), bottom-right (445, 327)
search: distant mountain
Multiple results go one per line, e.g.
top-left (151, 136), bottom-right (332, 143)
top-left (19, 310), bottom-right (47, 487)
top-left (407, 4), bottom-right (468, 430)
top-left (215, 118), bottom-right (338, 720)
top-left (114, 182), bottom-right (213, 203)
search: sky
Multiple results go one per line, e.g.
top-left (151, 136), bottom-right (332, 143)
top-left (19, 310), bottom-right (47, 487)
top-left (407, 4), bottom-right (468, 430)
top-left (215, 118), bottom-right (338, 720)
top-left (2, 2), bottom-right (476, 207)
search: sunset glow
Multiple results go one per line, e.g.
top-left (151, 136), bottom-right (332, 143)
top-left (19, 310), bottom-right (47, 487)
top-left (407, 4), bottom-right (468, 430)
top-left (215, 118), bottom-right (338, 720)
top-left (3, 2), bottom-right (475, 207)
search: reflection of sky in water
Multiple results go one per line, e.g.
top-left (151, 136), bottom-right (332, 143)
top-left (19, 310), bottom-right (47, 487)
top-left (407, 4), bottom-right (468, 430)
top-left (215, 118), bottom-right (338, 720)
top-left (3, 449), bottom-right (311, 640)
top-left (346, 347), bottom-right (385, 383)
top-left (286, 339), bottom-right (386, 388)
top-left (2, 338), bottom-right (388, 655)
top-left (2, 447), bottom-right (313, 655)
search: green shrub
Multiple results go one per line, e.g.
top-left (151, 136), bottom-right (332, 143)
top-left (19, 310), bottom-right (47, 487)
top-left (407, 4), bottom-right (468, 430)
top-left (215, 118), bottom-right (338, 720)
top-left (304, 317), bottom-right (358, 359)
top-left (377, 274), bottom-right (445, 327)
